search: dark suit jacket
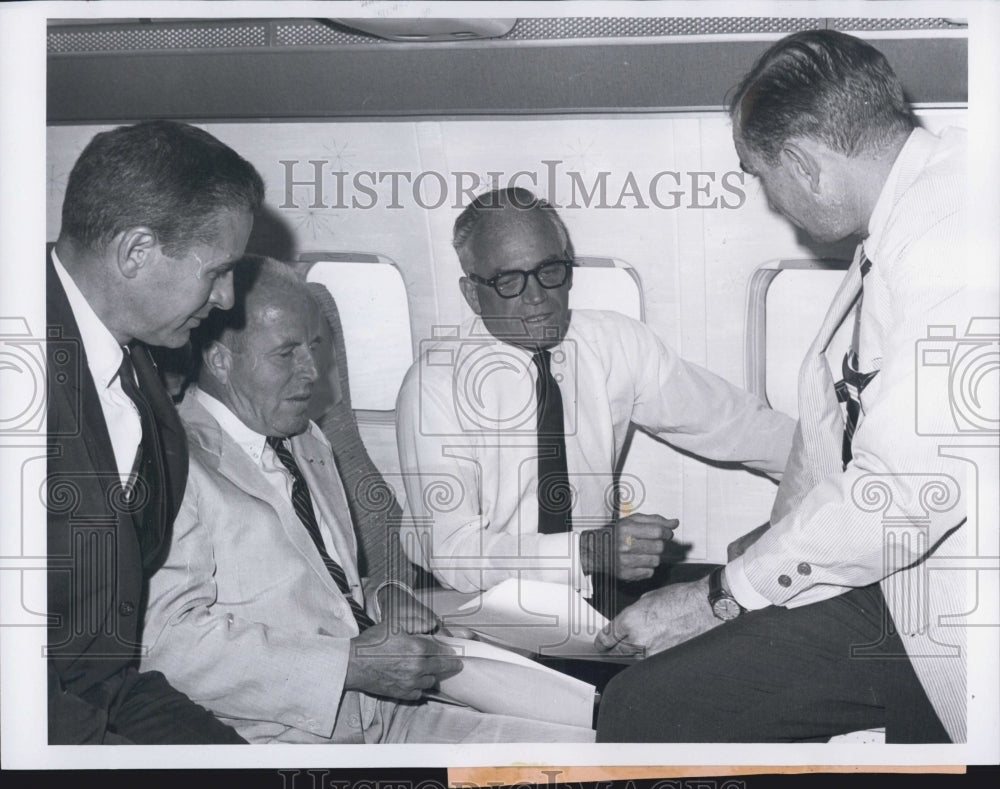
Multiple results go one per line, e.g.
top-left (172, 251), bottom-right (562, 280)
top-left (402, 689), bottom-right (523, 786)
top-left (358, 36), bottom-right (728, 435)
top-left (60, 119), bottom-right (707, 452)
top-left (46, 252), bottom-right (189, 742)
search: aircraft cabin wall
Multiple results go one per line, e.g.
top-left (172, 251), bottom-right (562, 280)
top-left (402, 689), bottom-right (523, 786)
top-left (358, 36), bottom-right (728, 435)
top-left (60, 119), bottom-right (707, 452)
top-left (46, 35), bottom-right (968, 563)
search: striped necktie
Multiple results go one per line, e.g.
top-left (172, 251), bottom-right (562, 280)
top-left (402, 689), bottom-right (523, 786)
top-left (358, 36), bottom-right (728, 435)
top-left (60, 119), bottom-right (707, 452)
top-left (532, 348), bottom-right (573, 534)
top-left (266, 436), bottom-right (374, 630)
top-left (834, 252), bottom-right (879, 467)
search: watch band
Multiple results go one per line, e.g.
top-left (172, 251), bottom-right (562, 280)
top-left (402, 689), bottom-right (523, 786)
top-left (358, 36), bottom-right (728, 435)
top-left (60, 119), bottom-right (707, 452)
top-left (708, 566), bottom-right (745, 621)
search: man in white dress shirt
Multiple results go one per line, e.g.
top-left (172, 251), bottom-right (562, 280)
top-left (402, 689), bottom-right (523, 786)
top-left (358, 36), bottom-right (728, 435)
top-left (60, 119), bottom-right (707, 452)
top-left (395, 187), bottom-right (796, 605)
top-left (596, 30), bottom-right (990, 744)
top-left (141, 258), bottom-right (595, 743)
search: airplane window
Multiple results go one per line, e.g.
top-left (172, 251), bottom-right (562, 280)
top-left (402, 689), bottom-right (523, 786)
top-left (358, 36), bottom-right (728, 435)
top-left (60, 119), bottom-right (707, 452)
top-left (304, 256), bottom-right (413, 412)
top-left (747, 260), bottom-right (852, 419)
top-left (568, 257), bottom-right (645, 323)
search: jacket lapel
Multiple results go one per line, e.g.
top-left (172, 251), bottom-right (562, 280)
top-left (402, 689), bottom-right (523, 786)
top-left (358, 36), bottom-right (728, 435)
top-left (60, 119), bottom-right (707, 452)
top-left (181, 394), bottom-right (347, 600)
top-left (131, 344), bottom-right (188, 510)
top-left (129, 343), bottom-right (189, 564)
top-left (293, 431), bottom-right (362, 597)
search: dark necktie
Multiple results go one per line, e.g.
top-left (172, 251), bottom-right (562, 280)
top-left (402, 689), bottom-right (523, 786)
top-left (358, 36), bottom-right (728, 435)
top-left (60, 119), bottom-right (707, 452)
top-left (835, 252), bottom-right (879, 467)
top-left (531, 348), bottom-right (573, 534)
top-left (117, 346), bottom-right (166, 565)
top-left (266, 436), bottom-right (374, 630)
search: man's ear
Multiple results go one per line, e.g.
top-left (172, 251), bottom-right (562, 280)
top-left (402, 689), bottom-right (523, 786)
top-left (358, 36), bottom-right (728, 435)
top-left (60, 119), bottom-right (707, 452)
top-left (459, 276), bottom-right (483, 315)
top-left (114, 227), bottom-right (158, 279)
top-left (202, 340), bottom-right (233, 386)
top-left (782, 140), bottom-right (822, 194)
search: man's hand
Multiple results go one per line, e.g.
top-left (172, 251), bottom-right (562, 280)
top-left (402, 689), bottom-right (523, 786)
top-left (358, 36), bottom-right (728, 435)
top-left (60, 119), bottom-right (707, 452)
top-left (344, 621), bottom-right (463, 700)
top-left (581, 514), bottom-right (678, 581)
top-left (595, 574), bottom-right (721, 657)
top-left (376, 584), bottom-right (442, 634)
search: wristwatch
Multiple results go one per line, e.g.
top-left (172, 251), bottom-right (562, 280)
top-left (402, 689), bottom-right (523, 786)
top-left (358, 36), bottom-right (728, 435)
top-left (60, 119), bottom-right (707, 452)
top-left (708, 566), bottom-right (745, 621)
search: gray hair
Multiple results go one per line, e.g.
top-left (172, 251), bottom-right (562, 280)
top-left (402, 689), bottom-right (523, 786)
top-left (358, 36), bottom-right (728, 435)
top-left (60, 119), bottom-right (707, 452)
top-left (452, 187), bottom-right (575, 272)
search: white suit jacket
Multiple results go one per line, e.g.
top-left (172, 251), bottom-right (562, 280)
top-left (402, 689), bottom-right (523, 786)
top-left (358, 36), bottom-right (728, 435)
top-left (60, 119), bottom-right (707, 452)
top-left (141, 389), bottom-right (390, 743)
top-left (728, 128), bottom-right (989, 743)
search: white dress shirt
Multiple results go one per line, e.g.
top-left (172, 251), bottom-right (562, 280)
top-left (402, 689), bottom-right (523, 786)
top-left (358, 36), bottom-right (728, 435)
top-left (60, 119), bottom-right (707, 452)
top-left (396, 309), bottom-right (796, 594)
top-left (727, 127), bottom-right (977, 609)
top-left (51, 248), bottom-right (141, 486)
top-left (195, 388), bottom-right (346, 563)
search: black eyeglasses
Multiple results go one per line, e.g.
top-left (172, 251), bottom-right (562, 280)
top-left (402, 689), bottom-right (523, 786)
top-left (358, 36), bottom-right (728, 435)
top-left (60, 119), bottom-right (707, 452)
top-left (468, 259), bottom-right (574, 299)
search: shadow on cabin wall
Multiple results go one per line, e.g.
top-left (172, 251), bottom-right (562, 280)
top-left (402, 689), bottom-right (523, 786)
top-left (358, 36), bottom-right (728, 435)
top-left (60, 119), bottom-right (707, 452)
top-left (152, 204), bottom-right (299, 399)
top-left (245, 203), bottom-right (298, 263)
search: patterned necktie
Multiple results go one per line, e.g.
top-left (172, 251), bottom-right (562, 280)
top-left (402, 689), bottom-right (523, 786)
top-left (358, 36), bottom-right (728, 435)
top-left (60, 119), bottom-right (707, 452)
top-left (266, 436), bottom-right (374, 630)
top-left (531, 348), bottom-right (573, 534)
top-left (117, 346), bottom-right (166, 565)
top-left (835, 251), bottom-right (879, 467)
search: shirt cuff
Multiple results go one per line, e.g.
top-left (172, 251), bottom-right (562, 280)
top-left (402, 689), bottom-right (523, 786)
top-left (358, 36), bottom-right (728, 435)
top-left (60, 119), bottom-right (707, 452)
top-left (725, 556), bottom-right (773, 611)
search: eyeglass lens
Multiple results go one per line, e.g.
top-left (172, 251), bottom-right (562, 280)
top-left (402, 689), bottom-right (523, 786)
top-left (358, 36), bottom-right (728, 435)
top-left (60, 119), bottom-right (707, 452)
top-left (494, 261), bottom-right (569, 297)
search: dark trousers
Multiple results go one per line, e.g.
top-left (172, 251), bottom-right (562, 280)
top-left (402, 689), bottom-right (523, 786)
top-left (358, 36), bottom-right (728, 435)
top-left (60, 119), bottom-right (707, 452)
top-left (107, 670), bottom-right (247, 744)
top-left (51, 666), bottom-right (246, 744)
top-left (596, 583), bottom-right (949, 743)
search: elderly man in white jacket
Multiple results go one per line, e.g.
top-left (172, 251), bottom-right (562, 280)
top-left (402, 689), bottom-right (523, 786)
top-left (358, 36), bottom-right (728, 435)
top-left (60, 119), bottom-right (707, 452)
top-left (141, 257), bottom-right (595, 743)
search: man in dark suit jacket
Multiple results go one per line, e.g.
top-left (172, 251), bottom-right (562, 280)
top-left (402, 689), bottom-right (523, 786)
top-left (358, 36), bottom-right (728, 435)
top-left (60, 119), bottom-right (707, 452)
top-left (46, 120), bottom-right (264, 743)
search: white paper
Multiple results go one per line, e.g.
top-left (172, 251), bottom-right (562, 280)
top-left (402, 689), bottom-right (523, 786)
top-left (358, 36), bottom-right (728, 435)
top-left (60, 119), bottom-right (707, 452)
top-left (432, 579), bottom-right (612, 659)
top-left (430, 635), bottom-right (597, 728)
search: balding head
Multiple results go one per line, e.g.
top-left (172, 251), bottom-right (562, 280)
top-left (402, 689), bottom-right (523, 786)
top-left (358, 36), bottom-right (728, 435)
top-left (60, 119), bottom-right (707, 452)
top-left (194, 256), bottom-right (323, 437)
top-left (453, 187), bottom-right (574, 275)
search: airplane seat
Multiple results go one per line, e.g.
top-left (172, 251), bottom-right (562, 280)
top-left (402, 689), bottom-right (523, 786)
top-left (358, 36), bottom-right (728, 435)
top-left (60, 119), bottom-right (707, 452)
top-left (305, 280), bottom-right (429, 589)
top-left (744, 257), bottom-right (886, 745)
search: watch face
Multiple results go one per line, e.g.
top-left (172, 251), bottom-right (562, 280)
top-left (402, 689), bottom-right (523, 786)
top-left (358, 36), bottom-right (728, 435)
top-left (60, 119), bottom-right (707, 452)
top-left (712, 597), bottom-right (742, 621)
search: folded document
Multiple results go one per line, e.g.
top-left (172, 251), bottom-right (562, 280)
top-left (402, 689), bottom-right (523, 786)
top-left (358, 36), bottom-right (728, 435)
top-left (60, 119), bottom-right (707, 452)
top-left (431, 578), bottom-right (618, 660)
top-left (429, 634), bottom-right (596, 729)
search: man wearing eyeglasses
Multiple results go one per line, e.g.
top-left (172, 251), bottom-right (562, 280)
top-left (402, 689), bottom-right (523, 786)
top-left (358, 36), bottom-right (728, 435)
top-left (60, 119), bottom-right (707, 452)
top-left (395, 187), bottom-right (795, 608)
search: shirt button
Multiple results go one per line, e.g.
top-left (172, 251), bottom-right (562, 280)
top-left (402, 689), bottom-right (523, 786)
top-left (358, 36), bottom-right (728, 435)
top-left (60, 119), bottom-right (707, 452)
top-left (797, 562), bottom-right (812, 576)
top-left (349, 714), bottom-right (361, 728)
top-left (118, 601), bottom-right (136, 616)
top-left (333, 608), bottom-right (343, 619)
top-left (778, 574), bottom-right (791, 587)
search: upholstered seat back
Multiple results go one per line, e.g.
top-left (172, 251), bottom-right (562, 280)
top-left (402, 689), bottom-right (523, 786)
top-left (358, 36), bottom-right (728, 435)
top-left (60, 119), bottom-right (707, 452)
top-left (306, 282), bottom-right (425, 588)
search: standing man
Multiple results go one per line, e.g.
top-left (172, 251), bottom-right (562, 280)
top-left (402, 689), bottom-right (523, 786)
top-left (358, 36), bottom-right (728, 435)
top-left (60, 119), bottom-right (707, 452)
top-left (596, 30), bottom-right (987, 744)
top-left (47, 120), bottom-right (264, 743)
top-left (395, 187), bottom-right (795, 601)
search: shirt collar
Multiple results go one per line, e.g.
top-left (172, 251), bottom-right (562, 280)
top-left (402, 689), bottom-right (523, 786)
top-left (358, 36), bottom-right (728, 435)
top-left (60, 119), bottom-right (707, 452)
top-left (466, 313), bottom-right (575, 367)
top-left (194, 388), bottom-right (269, 464)
top-left (865, 127), bottom-right (933, 258)
top-left (51, 247), bottom-right (126, 390)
